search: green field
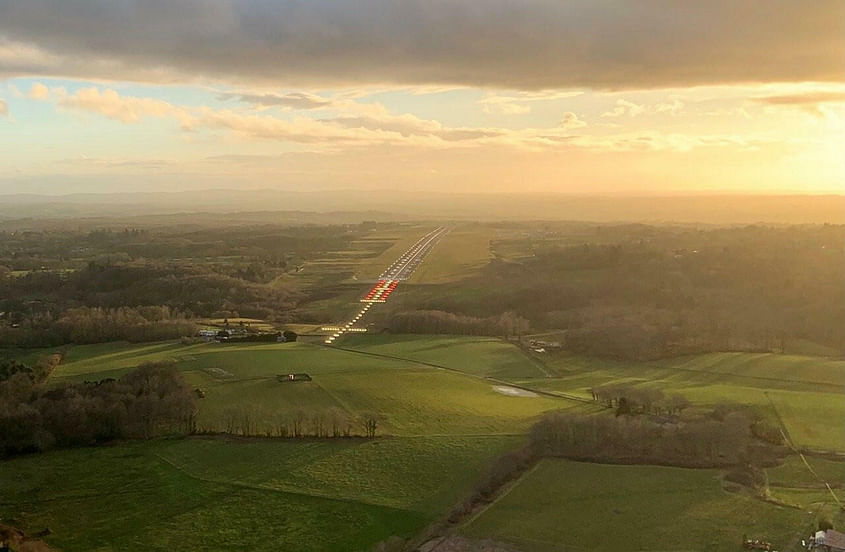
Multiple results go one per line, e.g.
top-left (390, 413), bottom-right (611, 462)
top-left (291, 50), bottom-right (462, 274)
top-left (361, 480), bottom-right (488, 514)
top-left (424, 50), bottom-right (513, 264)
top-left (408, 225), bottom-right (493, 284)
top-left (342, 334), bottom-right (548, 379)
top-left (521, 351), bottom-right (845, 451)
top-left (0, 435), bottom-right (518, 552)
top-left (4, 336), bottom-right (844, 550)
top-left (462, 459), bottom-right (832, 552)
top-left (47, 339), bottom-right (567, 436)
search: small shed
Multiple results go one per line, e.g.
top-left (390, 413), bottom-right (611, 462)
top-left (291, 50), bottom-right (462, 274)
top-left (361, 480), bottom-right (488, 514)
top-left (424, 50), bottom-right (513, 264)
top-left (277, 373), bottom-right (312, 382)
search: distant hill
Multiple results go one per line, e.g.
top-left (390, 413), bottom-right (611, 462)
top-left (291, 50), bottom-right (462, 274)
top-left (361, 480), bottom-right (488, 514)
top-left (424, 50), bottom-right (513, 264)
top-left (0, 190), bottom-right (842, 225)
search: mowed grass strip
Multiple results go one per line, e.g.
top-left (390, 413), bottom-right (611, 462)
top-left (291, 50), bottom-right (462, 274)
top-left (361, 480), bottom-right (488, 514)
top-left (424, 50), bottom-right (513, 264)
top-left (343, 334), bottom-right (547, 379)
top-left (0, 436), bottom-right (518, 551)
top-left (462, 459), bottom-right (816, 552)
top-left (408, 225), bottom-right (492, 284)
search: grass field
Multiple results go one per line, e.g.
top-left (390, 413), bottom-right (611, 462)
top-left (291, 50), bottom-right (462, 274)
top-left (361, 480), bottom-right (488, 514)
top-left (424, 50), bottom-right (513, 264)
top-left (4, 335), bottom-right (844, 550)
top-left (48, 339), bottom-right (568, 436)
top-left (408, 225), bottom-right (493, 284)
top-left (342, 335), bottom-right (547, 379)
top-left (0, 435), bottom-right (518, 551)
top-left (522, 351), bottom-right (845, 451)
top-left (462, 459), bottom-right (830, 552)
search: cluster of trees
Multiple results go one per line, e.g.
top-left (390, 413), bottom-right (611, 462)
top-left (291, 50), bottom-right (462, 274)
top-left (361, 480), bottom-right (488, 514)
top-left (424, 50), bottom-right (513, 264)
top-left (443, 403), bottom-right (786, 531)
top-left (387, 310), bottom-right (529, 337)
top-left (0, 362), bottom-right (197, 457)
top-left (589, 384), bottom-right (690, 416)
top-left (0, 222), bottom-right (367, 348)
top-left (1, 263), bottom-right (299, 321)
top-left (200, 408), bottom-right (380, 439)
top-left (405, 224), bottom-right (844, 359)
top-left (528, 407), bottom-right (785, 468)
top-left (447, 444), bottom-right (535, 524)
top-left (0, 354), bottom-right (61, 384)
top-left (0, 306), bottom-right (197, 348)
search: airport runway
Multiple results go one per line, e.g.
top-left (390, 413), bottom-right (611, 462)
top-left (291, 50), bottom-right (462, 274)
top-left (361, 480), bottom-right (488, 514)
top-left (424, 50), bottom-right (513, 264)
top-left (323, 226), bottom-right (448, 344)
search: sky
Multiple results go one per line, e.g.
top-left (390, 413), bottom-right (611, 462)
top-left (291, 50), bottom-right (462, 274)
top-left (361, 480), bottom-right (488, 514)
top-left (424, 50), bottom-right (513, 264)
top-left (0, 0), bottom-right (843, 195)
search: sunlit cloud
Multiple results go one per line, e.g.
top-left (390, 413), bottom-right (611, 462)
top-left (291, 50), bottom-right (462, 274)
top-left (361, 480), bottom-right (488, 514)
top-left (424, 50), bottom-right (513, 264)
top-left (752, 91), bottom-right (845, 116)
top-left (602, 99), bottom-right (646, 118)
top-left (559, 112), bottom-right (586, 130)
top-left (219, 91), bottom-right (334, 111)
top-left (28, 82), bottom-right (49, 100)
top-left (59, 87), bottom-right (190, 126)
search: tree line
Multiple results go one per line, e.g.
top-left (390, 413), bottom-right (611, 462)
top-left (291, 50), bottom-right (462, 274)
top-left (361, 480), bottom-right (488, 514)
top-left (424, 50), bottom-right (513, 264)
top-left (0, 362), bottom-right (197, 457)
top-left (446, 404), bottom-right (786, 530)
top-left (197, 408), bottom-right (381, 439)
top-left (0, 306), bottom-right (197, 348)
top-left (589, 384), bottom-right (690, 416)
top-left (528, 406), bottom-right (785, 468)
top-left (401, 223), bottom-right (845, 359)
top-left (387, 310), bottom-right (529, 337)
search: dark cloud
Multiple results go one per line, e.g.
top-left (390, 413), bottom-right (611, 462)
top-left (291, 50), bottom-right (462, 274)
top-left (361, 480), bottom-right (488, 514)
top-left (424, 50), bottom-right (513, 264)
top-left (0, 0), bottom-right (843, 89)
top-left (754, 92), bottom-right (845, 106)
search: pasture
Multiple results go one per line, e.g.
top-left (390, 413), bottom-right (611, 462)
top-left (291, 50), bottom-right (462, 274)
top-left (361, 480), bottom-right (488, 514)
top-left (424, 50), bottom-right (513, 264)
top-left (461, 459), bottom-right (829, 552)
top-left (47, 339), bottom-right (567, 436)
top-left (0, 435), bottom-right (518, 551)
top-left (522, 351), bottom-right (845, 451)
top-left (4, 335), bottom-right (844, 551)
top-left (341, 334), bottom-right (547, 379)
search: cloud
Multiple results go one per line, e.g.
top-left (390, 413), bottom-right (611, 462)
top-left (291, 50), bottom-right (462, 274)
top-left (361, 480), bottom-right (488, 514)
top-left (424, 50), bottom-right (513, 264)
top-left (34, 85), bottom-right (792, 156)
top-left (219, 91), bottom-right (334, 110)
top-left (753, 91), bottom-right (845, 115)
top-left (655, 99), bottom-right (684, 115)
top-left (0, 98), bottom-right (7, 117)
top-left (56, 156), bottom-right (174, 170)
top-left (0, 1), bottom-right (842, 90)
top-left (59, 87), bottom-right (189, 125)
top-left (602, 99), bottom-right (645, 118)
top-left (559, 112), bottom-right (586, 129)
top-left (479, 90), bottom-right (582, 115)
top-left (28, 81), bottom-right (49, 99)
top-left (480, 97), bottom-right (531, 115)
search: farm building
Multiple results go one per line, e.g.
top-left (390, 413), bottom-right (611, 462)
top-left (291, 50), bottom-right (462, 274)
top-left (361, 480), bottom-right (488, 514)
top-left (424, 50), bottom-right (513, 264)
top-left (277, 373), bottom-right (312, 382)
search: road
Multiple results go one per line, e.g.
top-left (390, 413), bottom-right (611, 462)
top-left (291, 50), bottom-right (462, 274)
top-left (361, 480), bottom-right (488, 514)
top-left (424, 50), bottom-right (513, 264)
top-left (324, 226), bottom-right (448, 344)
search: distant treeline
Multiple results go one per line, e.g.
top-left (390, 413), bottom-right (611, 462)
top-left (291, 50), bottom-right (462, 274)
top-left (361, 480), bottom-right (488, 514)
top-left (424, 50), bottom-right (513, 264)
top-left (0, 362), bottom-right (196, 457)
top-left (404, 224), bottom-right (845, 359)
top-left (387, 310), bottom-right (529, 337)
top-left (0, 223), bottom-right (366, 348)
top-left (0, 306), bottom-right (197, 348)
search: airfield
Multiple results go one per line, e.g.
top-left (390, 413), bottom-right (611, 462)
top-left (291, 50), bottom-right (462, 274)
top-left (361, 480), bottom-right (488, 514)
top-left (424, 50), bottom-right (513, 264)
top-left (1, 223), bottom-right (843, 551)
